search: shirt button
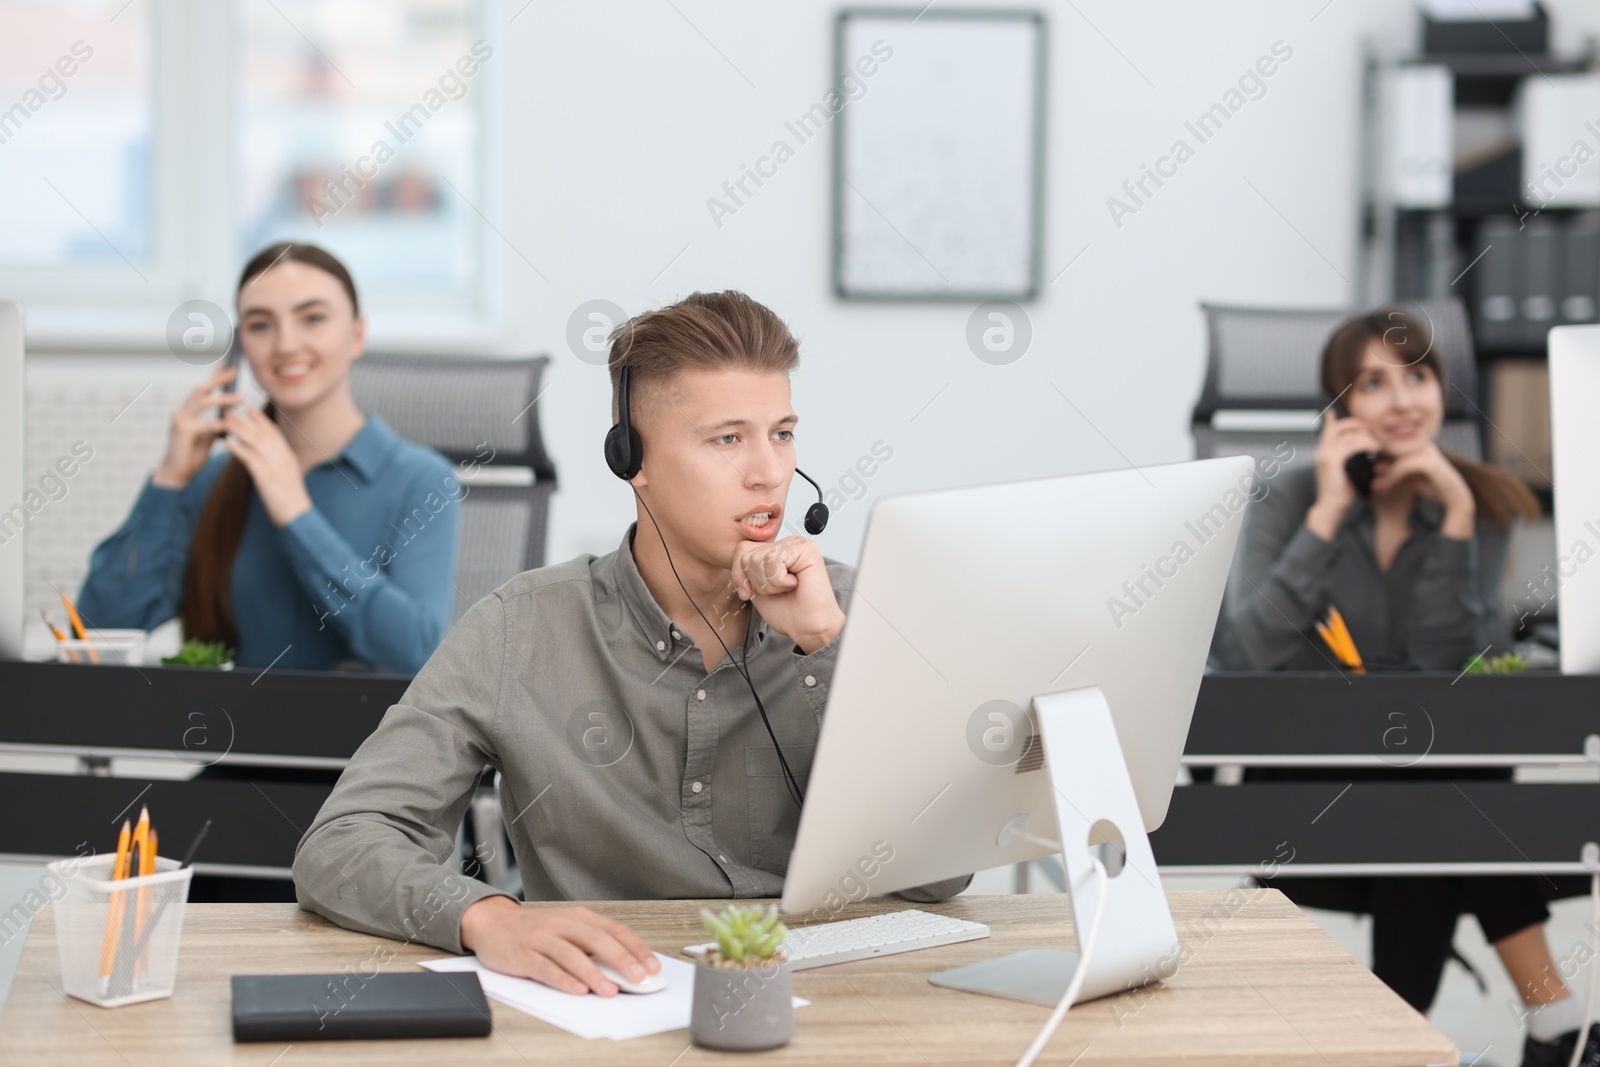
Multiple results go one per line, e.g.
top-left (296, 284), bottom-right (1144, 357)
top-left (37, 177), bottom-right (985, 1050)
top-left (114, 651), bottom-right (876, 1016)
top-left (656, 640), bottom-right (666, 652)
top-left (696, 689), bottom-right (706, 700)
top-left (672, 630), bottom-right (681, 640)
top-left (691, 781), bottom-right (703, 793)
top-left (804, 675), bottom-right (817, 687)
top-left (718, 855), bottom-right (727, 863)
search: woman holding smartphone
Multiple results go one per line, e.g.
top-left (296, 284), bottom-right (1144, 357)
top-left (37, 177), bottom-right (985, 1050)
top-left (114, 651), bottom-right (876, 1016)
top-left (1215, 309), bottom-right (1597, 1067)
top-left (78, 242), bottom-right (461, 675)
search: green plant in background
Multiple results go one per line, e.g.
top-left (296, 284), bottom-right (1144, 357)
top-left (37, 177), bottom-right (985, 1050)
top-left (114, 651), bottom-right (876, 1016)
top-left (161, 639), bottom-right (234, 668)
top-left (699, 903), bottom-right (787, 967)
top-left (1461, 650), bottom-right (1528, 675)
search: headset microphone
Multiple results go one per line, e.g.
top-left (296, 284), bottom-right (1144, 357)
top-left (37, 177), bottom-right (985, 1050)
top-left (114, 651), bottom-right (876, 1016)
top-left (793, 468), bottom-right (829, 535)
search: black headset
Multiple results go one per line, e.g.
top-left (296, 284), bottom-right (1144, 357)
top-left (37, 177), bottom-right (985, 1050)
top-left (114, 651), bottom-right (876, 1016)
top-left (605, 360), bottom-right (827, 807)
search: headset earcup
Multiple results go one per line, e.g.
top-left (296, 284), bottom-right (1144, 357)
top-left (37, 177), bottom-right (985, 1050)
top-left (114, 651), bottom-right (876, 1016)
top-left (604, 424), bottom-right (642, 480)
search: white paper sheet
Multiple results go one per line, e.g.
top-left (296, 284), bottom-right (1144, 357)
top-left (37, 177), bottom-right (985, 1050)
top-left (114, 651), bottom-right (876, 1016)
top-left (420, 952), bottom-right (807, 1041)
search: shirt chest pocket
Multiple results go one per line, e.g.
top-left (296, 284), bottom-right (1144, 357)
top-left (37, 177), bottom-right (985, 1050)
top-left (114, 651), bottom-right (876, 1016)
top-left (743, 742), bottom-right (815, 874)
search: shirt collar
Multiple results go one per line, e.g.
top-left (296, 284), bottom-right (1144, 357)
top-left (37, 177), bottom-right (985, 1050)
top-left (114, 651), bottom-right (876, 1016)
top-left (1345, 491), bottom-right (1444, 534)
top-left (611, 522), bottom-right (768, 661)
top-left (323, 414), bottom-right (396, 483)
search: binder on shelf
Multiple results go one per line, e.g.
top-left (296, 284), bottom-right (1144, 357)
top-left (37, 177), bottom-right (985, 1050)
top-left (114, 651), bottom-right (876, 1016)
top-left (1516, 74), bottom-right (1600, 209)
top-left (1380, 66), bottom-right (1454, 209)
top-left (1425, 212), bottom-right (1458, 298)
top-left (1473, 216), bottom-right (1522, 350)
top-left (1563, 215), bottom-right (1600, 324)
top-left (1396, 212), bottom-right (1463, 300)
top-left (1521, 216), bottom-right (1562, 349)
top-left (1395, 215), bottom-right (1428, 300)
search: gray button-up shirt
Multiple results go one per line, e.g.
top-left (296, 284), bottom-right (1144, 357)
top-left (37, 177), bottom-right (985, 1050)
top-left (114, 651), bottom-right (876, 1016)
top-left (293, 523), bottom-right (971, 952)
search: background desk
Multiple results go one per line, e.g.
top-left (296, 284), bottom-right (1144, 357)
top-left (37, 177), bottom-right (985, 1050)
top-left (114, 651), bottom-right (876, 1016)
top-left (1, 891), bottom-right (1456, 1066)
top-left (4, 664), bottom-right (1597, 888)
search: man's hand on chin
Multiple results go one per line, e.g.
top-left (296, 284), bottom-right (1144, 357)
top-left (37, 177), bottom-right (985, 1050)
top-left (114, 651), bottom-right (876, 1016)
top-left (730, 536), bottom-right (845, 654)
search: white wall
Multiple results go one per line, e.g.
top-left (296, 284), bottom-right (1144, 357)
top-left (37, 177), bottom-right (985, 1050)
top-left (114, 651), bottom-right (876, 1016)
top-left (28, 0), bottom-right (1600, 582)
top-left (506, 0), bottom-right (1408, 565)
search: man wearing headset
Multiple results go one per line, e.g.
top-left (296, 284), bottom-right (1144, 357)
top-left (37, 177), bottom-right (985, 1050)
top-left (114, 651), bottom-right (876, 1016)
top-left (292, 291), bottom-right (971, 996)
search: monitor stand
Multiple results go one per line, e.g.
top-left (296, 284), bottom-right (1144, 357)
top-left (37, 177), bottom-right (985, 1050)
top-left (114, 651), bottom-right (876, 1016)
top-left (929, 685), bottom-right (1180, 1006)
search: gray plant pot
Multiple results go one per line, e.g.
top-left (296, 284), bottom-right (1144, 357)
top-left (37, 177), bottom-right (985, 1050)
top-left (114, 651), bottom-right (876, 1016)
top-left (689, 956), bottom-right (794, 1051)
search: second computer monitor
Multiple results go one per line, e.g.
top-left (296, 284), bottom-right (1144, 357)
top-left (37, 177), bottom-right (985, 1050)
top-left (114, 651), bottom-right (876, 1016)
top-left (782, 455), bottom-right (1255, 913)
top-left (1550, 323), bottom-right (1600, 673)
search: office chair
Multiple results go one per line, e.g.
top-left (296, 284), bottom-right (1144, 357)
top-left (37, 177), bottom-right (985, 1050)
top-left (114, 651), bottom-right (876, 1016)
top-left (348, 353), bottom-right (558, 621)
top-left (349, 353), bottom-right (558, 893)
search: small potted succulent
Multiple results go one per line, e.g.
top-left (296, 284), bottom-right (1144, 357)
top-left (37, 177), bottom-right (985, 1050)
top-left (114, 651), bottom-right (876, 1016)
top-left (161, 639), bottom-right (235, 670)
top-left (690, 903), bottom-right (793, 1051)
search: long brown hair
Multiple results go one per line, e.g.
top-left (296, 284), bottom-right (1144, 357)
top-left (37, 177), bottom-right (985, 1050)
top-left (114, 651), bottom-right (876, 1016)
top-left (1320, 308), bottom-right (1538, 529)
top-left (178, 242), bottom-right (360, 646)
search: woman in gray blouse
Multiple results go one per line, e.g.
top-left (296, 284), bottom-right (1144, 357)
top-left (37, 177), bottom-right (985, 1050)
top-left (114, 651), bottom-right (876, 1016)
top-left (1216, 308), bottom-right (1536, 672)
top-left (1214, 310), bottom-right (1598, 1067)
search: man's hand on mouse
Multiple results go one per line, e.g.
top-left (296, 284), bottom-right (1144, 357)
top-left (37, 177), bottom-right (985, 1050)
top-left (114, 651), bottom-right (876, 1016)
top-left (459, 896), bottom-right (659, 997)
top-left (729, 535), bottom-right (845, 654)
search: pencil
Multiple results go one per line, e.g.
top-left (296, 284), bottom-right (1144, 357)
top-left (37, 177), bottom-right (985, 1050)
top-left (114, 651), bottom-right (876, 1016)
top-left (1327, 607), bottom-right (1365, 673)
top-left (125, 819), bottom-right (212, 971)
top-left (97, 819), bottom-right (132, 980)
top-left (136, 827), bottom-right (157, 975)
top-left (106, 807), bottom-right (151, 995)
top-left (40, 610), bottom-right (79, 664)
top-left (57, 592), bottom-right (98, 665)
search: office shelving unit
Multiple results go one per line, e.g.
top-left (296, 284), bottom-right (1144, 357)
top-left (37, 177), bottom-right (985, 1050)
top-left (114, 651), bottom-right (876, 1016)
top-left (1358, 14), bottom-right (1598, 510)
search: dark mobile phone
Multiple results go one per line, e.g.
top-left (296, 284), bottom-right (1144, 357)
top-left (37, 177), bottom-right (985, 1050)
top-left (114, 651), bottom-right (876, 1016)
top-left (1330, 397), bottom-right (1385, 497)
top-left (1344, 451), bottom-right (1381, 496)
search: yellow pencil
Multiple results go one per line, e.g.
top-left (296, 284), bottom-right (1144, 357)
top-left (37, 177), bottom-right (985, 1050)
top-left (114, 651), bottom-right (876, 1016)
top-left (98, 819), bottom-right (132, 981)
top-left (40, 610), bottom-right (79, 664)
top-left (57, 592), bottom-right (98, 665)
top-left (136, 826), bottom-right (157, 975)
top-left (1327, 607), bottom-right (1365, 673)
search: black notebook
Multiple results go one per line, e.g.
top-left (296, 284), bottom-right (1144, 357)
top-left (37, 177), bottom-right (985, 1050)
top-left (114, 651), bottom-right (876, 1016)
top-left (232, 972), bottom-right (493, 1042)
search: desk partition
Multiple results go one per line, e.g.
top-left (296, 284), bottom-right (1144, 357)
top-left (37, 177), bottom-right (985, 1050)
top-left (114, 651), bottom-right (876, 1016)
top-left (0, 661), bottom-right (405, 877)
top-left (3, 663), bottom-right (1597, 881)
top-left (1153, 672), bottom-right (1600, 877)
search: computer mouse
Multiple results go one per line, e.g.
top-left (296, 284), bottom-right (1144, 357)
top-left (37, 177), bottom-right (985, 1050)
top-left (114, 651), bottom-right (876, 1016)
top-left (592, 959), bottom-right (668, 995)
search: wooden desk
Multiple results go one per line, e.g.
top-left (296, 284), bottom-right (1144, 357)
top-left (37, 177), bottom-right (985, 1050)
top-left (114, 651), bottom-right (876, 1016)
top-left (2, 891), bottom-right (1456, 1066)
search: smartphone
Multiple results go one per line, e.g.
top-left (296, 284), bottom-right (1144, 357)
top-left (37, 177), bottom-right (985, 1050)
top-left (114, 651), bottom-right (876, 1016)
top-left (1330, 397), bottom-right (1384, 497)
top-left (220, 330), bottom-right (240, 393)
top-left (213, 330), bottom-right (240, 424)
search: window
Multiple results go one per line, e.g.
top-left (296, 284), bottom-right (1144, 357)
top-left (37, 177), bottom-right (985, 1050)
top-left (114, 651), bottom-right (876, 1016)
top-left (0, 0), bottom-right (152, 271)
top-left (0, 0), bottom-right (498, 345)
top-left (237, 0), bottom-right (490, 306)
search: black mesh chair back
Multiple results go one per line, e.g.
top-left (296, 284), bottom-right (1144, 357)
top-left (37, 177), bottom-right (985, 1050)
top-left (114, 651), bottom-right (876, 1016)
top-left (1192, 297), bottom-right (1482, 467)
top-left (349, 354), bottom-right (557, 622)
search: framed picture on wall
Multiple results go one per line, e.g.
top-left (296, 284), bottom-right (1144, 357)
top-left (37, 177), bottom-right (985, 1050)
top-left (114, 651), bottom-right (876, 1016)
top-left (833, 8), bottom-right (1047, 302)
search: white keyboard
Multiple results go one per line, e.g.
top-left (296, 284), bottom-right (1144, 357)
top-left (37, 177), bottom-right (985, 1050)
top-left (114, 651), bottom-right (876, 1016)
top-left (681, 909), bottom-right (990, 970)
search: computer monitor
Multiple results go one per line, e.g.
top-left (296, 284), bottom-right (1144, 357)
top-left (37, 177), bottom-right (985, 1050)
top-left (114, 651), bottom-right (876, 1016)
top-left (1549, 323), bottom-right (1600, 673)
top-left (782, 455), bottom-right (1255, 1001)
top-left (0, 301), bottom-right (23, 659)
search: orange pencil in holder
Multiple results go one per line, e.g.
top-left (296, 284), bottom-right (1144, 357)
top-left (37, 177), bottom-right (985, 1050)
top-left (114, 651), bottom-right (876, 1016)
top-left (96, 820), bottom-right (131, 981)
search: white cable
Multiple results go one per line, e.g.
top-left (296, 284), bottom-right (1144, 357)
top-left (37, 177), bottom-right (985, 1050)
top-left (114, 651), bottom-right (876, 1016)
top-left (1013, 856), bottom-right (1108, 1067)
top-left (1567, 870), bottom-right (1599, 1067)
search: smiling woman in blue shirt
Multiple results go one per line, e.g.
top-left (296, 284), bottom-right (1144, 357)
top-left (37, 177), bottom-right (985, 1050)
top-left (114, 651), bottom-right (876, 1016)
top-left (78, 243), bottom-right (461, 675)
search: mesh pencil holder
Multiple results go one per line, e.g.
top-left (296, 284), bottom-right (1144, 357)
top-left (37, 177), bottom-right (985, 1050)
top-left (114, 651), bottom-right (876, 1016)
top-left (49, 853), bottom-right (193, 1007)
